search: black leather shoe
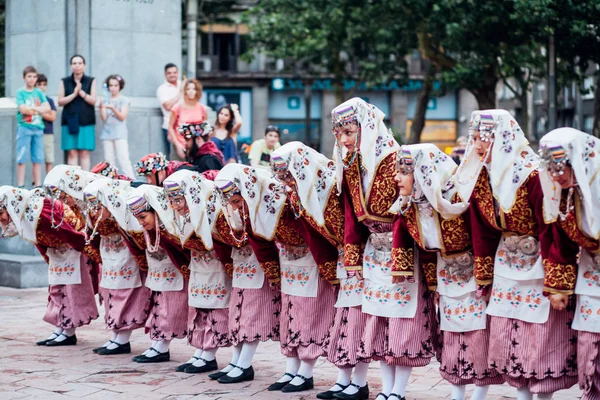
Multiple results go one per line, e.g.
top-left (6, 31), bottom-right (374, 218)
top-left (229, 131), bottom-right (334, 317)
top-left (92, 345), bottom-right (107, 353)
top-left (176, 356), bottom-right (199, 372)
top-left (375, 394), bottom-right (389, 400)
top-left (46, 334), bottom-right (77, 347)
top-left (133, 349), bottom-right (170, 363)
top-left (217, 365), bottom-right (255, 383)
top-left (36, 334), bottom-right (59, 346)
top-left (281, 375), bottom-right (314, 393)
top-left (97, 342), bottom-right (131, 355)
top-left (267, 373), bottom-right (295, 391)
top-left (317, 383), bottom-right (349, 399)
top-left (388, 394), bottom-right (405, 400)
top-left (208, 363), bottom-right (235, 380)
top-left (333, 384), bottom-right (370, 400)
top-left (184, 358), bottom-right (218, 374)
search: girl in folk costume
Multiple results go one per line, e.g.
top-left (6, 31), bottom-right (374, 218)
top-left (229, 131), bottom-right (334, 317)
top-left (91, 161), bottom-right (133, 181)
top-left (41, 165), bottom-right (102, 346)
top-left (0, 185), bottom-right (98, 346)
top-left (82, 178), bottom-right (152, 355)
top-left (135, 152), bottom-right (197, 186)
top-left (210, 165), bottom-right (282, 385)
top-left (332, 98), bottom-right (438, 400)
top-left (271, 142), bottom-right (370, 399)
top-left (162, 170), bottom-right (232, 374)
top-left (453, 110), bottom-right (578, 400)
top-left (215, 163), bottom-right (338, 392)
top-left (391, 144), bottom-right (503, 400)
top-left (538, 128), bottom-right (600, 400)
top-left (125, 184), bottom-right (190, 363)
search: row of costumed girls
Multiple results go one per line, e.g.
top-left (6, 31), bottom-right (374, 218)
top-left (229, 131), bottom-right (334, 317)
top-left (0, 98), bottom-right (599, 400)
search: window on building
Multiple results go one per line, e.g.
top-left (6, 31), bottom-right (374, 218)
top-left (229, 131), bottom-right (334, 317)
top-left (536, 117), bottom-right (546, 138)
top-left (584, 116), bottom-right (594, 134)
top-left (534, 83), bottom-right (545, 104)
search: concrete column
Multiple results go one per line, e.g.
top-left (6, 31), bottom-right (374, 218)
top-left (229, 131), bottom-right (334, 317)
top-left (390, 91), bottom-right (408, 142)
top-left (186, 0), bottom-right (198, 78)
top-left (252, 85), bottom-right (269, 141)
top-left (457, 89), bottom-right (478, 137)
top-left (320, 91), bottom-right (338, 157)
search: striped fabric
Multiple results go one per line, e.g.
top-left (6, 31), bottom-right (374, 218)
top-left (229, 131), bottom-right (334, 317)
top-left (43, 255), bottom-right (99, 329)
top-left (439, 318), bottom-right (504, 386)
top-left (228, 278), bottom-right (281, 345)
top-left (488, 307), bottom-right (578, 393)
top-left (578, 331), bottom-right (600, 399)
top-left (145, 286), bottom-right (189, 340)
top-left (360, 276), bottom-right (438, 367)
top-left (279, 277), bottom-right (337, 361)
top-left (98, 282), bottom-right (151, 332)
top-left (187, 307), bottom-right (231, 350)
top-left (324, 305), bottom-right (370, 368)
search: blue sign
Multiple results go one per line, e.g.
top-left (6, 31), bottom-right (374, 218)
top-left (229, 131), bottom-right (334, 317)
top-left (288, 96), bottom-right (301, 110)
top-left (271, 78), bottom-right (441, 92)
top-left (427, 98), bottom-right (437, 110)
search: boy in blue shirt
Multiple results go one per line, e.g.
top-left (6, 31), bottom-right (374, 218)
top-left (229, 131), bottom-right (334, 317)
top-left (16, 66), bottom-right (50, 187)
top-left (36, 74), bottom-right (57, 174)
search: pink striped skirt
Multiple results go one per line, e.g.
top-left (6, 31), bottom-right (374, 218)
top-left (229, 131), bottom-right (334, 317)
top-left (360, 278), bottom-right (439, 367)
top-left (578, 331), bottom-right (600, 400)
top-left (145, 285), bottom-right (189, 341)
top-left (188, 307), bottom-right (231, 350)
top-left (98, 276), bottom-right (152, 332)
top-left (324, 305), bottom-right (370, 368)
top-left (43, 255), bottom-right (99, 329)
top-left (229, 278), bottom-right (281, 345)
top-left (439, 318), bottom-right (503, 386)
top-left (280, 277), bottom-right (336, 361)
top-left (488, 307), bottom-right (578, 394)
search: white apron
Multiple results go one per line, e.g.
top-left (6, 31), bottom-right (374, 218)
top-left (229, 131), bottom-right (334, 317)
top-left (279, 243), bottom-right (319, 298)
top-left (437, 252), bottom-right (487, 332)
top-left (231, 245), bottom-right (265, 289)
top-left (47, 244), bottom-right (82, 285)
top-left (188, 249), bottom-right (232, 309)
top-left (573, 249), bottom-right (600, 333)
top-left (362, 232), bottom-right (419, 318)
top-left (335, 249), bottom-right (363, 308)
top-left (99, 233), bottom-right (142, 290)
top-left (145, 248), bottom-right (185, 292)
top-left (485, 235), bottom-right (550, 324)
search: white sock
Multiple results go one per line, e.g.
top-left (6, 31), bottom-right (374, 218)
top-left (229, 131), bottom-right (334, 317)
top-left (227, 341), bottom-right (259, 377)
top-left (142, 340), bottom-right (159, 356)
top-left (104, 330), bottom-right (131, 350)
top-left (379, 361), bottom-right (395, 397)
top-left (391, 366), bottom-right (412, 397)
top-left (537, 394), bottom-right (553, 400)
top-left (278, 357), bottom-right (300, 383)
top-left (451, 384), bottom-right (466, 400)
top-left (202, 348), bottom-right (217, 362)
top-left (220, 344), bottom-right (242, 373)
top-left (146, 339), bottom-right (171, 357)
top-left (471, 385), bottom-right (489, 400)
top-left (289, 359), bottom-right (316, 385)
top-left (517, 387), bottom-right (534, 400)
top-left (185, 348), bottom-right (204, 364)
top-left (353, 361), bottom-right (369, 387)
top-left (47, 327), bottom-right (63, 340)
top-left (54, 328), bottom-right (76, 342)
top-left (330, 367), bottom-right (352, 390)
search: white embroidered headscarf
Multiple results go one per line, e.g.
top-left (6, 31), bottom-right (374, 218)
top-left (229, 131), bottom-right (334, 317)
top-left (0, 186), bottom-right (44, 243)
top-left (163, 170), bottom-right (220, 249)
top-left (453, 109), bottom-right (538, 212)
top-left (331, 97), bottom-right (400, 194)
top-left (214, 163), bottom-right (286, 240)
top-left (83, 178), bottom-right (143, 233)
top-left (126, 185), bottom-right (177, 236)
top-left (44, 164), bottom-right (99, 201)
top-left (539, 128), bottom-right (600, 239)
top-left (390, 144), bottom-right (468, 220)
top-left (271, 141), bottom-right (337, 226)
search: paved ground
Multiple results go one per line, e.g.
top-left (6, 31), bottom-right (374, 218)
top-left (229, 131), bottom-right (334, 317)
top-left (0, 286), bottom-right (583, 400)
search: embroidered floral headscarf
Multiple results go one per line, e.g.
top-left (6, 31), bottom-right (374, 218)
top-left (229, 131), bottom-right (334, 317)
top-left (83, 178), bottom-right (142, 233)
top-left (0, 186), bottom-right (44, 243)
top-left (539, 128), bottom-right (600, 239)
top-left (44, 164), bottom-right (99, 201)
top-left (453, 109), bottom-right (538, 212)
top-left (214, 163), bottom-right (286, 240)
top-left (126, 184), bottom-right (177, 236)
top-left (331, 97), bottom-right (399, 194)
top-left (271, 141), bottom-right (337, 226)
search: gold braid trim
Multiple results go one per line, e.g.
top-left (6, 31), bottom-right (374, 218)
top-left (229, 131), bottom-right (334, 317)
top-left (422, 262), bottom-right (438, 291)
top-left (474, 255), bottom-right (494, 286)
top-left (179, 264), bottom-right (190, 280)
top-left (83, 244), bottom-right (102, 264)
top-left (543, 259), bottom-right (576, 295)
top-left (343, 243), bottom-right (364, 268)
top-left (261, 260), bottom-right (281, 283)
top-left (224, 263), bottom-right (234, 278)
top-left (391, 247), bottom-right (414, 276)
top-left (318, 260), bottom-right (338, 284)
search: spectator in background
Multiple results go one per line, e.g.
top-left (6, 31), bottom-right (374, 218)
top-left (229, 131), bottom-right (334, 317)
top-left (212, 103), bottom-right (242, 164)
top-left (58, 54), bottom-right (97, 171)
top-left (156, 63), bottom-right (182, 155)
top-left (168, 79), bottom-right (207, 161)
top-left (35, 74), bottom-right (57, 174)
top-left (450, 136), bottom-right (467, 164)
top-left (99, 74), bottom-right (135, 179)
top-left (16, 66), bottom-right (50, 188)
top-left (248, 125), bottom-right (281, 169)
top-left (180, 121), bottom-right (224, 173)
